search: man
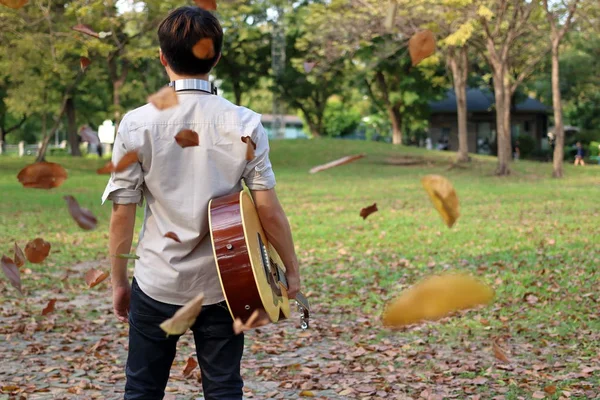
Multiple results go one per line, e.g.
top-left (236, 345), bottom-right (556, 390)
top-left (102, 6), bottom-right (301, 399)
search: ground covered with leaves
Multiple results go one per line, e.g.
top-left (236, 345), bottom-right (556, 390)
top-left (1, 140), bottom-right (599, 399)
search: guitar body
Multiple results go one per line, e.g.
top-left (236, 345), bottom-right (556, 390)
top-left (209, 190), bottom-right (309, 327)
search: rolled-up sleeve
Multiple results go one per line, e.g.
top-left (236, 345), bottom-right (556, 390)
top-left (242, 122), bottom-right (276, 191)
top-left (101, 119), bottom-right (144, 206)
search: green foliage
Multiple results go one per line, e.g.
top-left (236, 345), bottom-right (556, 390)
top-left (515, 134), bottom-right (536, 159)
top-left (322, 100), bottom-right (362, 137)
top-left (589, 141), bottom-right (600, 158)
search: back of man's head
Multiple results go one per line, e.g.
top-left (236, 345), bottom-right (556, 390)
top-left (158, 6), bottom-right (223, 76)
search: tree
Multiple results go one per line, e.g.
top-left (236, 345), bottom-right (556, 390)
top-left (542, 0), bottom-right (580, 178)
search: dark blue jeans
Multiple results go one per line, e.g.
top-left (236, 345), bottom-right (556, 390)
top-left (125, 278), bottom-right (244, 400)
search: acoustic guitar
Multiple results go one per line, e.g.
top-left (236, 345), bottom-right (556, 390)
top-left (208, 190), bottom-right (310, 330)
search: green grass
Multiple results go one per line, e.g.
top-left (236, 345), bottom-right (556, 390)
top-left (1, 139), bottom-right (599, 397)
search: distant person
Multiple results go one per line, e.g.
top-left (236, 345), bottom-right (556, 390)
top-left (513, 140), bottom-right (520, 161)
top-left (425, 137), bottom-right (432, 150)
top-left (574, 142), bottom-right (585, 166)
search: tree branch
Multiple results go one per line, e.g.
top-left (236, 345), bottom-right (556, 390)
top-left (5, 115), bottom-right (27, 135)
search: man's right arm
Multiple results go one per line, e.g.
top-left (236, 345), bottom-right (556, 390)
top-left (251, 188), bottom-right (301, 299)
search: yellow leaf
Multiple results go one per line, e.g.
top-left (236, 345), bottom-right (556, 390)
top-left (382, 272), bottom-right (494, 328)
top-left (299, 390), bottom-right (315, 397)
top-left (160, 293), bottom-right (204, 336)
top-left (421, 175), bottom-right (460, 228)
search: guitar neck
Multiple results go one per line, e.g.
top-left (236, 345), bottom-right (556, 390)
top-left (275, 265), bottom-right (310, 312)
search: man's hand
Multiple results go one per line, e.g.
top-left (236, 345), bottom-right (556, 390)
top-left (113, 281), bottom-right (131, 323)
top-left (285, 269), bottom-right (301, 300)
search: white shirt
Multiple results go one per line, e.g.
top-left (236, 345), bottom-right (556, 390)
top-left (102, 91), bottom-right (276, 306)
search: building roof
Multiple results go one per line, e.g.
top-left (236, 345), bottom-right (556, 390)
top-left (430, 88), bottom-right (550, 114)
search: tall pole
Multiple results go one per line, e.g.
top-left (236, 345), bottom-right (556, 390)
top-left (271, 3), bottom-right (286, 139)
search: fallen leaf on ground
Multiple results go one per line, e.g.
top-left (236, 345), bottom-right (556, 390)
top-left (175, 129), bottom-right (200, 148)
top-left (160, 293), bottom-right (205, 336)
top-left (193, 0), bottom-right (216, 10)
top-left (532, 391), bottom-right (547, 399)
top-left (241, 136), bottom-right (256, 161)
top-left (408, 30), bottom-right (436, 66)
top-left (0, 0), bottom-right (28, 9)
top-left (382, 272), bottom-right (494, 327)
top-left (71, 24), bottom-right (100, 38)
top-left (14, 243), bottom-right (25, 268)
top-left (360, 203), bottom-right (378, 220)
top-left (114, 253), bottom-right (140, 260)
top-left (232, 309), bottom-right (270, 335)
top-left (17, 162), bottom-right (68, 189)
top-left (24, 238), bottom-right (51, 263)
top-left (114, 151), bottom-right (139, 172)
top-left (64, 195), bottom-right (98, 230)
top-left (80, 57), bottom-right (91, 72)
top-left (1, 255), bottom-right (22, 294)
top-left (299, 390), bottom-right (315, 397)
top-left (192, 38), bottom-right (215, 59)
top-left (309, 154), bottom-right (366, 174)
top-left (421, 175), bottom-right (460, 228)
top-left (164, 232), bottom-right (182, 243)
top-left (85, 269), bottom-right (109, 288)
top-left (493, 340), bottom-right (510, 363)
top-left (148, 86), bottom-right (178, 110)
top-left (96, 161), bottom-right (114, 174)
top-left (42, 299), bottom-right (57, 316)
top-left (303, 62), bottom-right (316, 73)
top-left (182, 356), bottom-right (198, 378)
top-left (544, 385), bottom-right (557, 395)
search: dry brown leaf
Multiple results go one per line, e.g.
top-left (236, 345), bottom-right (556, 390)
top-left (192, 38), bottom-right (215, 59)
top-left (493, 340), bottom-right (511, 363)
top-left (382, 272), bottom-right (494, 328)
top-left (80, 56), bottom-right (91, 72)
top-left (85, 268), bottom-right (109, 288)
top-left (232, 309), bottom-right (270, 335)
top-left (1, 255), bottom-right (22, 294)
top-left (182, 356), bottom-right (198, 378)
top-left (309, 154), bottom-right (366, 174)
top-left (64, 195), bottom-right (97, 230)
top-left (299, 391), bottom-right (315, 397)
top-left (96, 161), bottom-right (115, 174)
top-left (24, 238), bottom-right (51, 263)
top-left (408, 30), bottom-right (436, 66)
top-left (114, 151), bottom-right (139, 172)
top-left (175, 129), bottom-right (200, 148)
top-left (543, 385), bottom-right (557, 395)
top-left (421, 174), bottom-right (460, 228)
top-left (71, 24), bottom-right (100, 38)
top-left (148, 86), bottom-right (178, 110)
top-left (241, 136), bottom-right (256, 161)
top-left (360, 203), bottom-right (378, 220)
top-left (303, 61), bottom-right (317, 73)
top-left (164, 232), bottom-right (182, 243)
top-left (14, 243), bottom-right (25, 268)
top-left (42, 299), bottom-right (57, 316)
top-left (193, 0), bottom-right (217, 10)
top-left (532, 391), bottom-right (547, 399)
top-left (160, 293), bottom-right (205, 336)
top-left (17, 162), bottom-right (68, 189)
top-left (0, 0), bottom-right (28, 9)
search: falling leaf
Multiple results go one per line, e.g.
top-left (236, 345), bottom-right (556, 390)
top-left (0, 0), bottom-right (28, 9)
top-left (164, 232), bottom-right (182, 243)
top-left (421, 175), bottom-right (460, 228)
top-left (85, 268), bottom-right (109, 288)
top-left (175, 129), bottom-right (200, 148)
top-left (114, 253), bottom-right (139, 260)
top-left (309, 154), bottom-right (366, 174)
top-left (360, 203), bottom-right (378, 220)
top-left (1, 255), bottom-right (22, 294)
top-left (493, 340), bottom-right (511, 363)
top-left (42, 299), bottom-right (57, 316)
top-left (182, 356), bottom-right (198, 378)
top-left (544, 385), bottom-right (557, 395)
top-left (14, 243), bottom-right (25, 268)
top-left (96, 161), bottom-right (114, 174)
top-left (114, 151), bottom-right (139, 172)
top-left (63, 195), bottom-right (98, 230)
top-left (193, 0), bottom-right (216, 10)
top-left (232, 309), bottom-right (270, 335)
top-left (71, 24), bottom-right (100, 38)
top-left (408, 30), bottom-right (436, 66)
top-left (382, 272), bottom-right (494, 328)
top-left (299, 391), bottom-right (315, 397)
top-left (192, 38), bottom-right (215, 59)
top-left (160, 293), bottom-right (205, 336)
top-left (17, 162), bottom-right (68, 189)
top-left (24, 238), bottom-right (51, 264)
top-left (241, 136), bottom-right (256, 161)
top-left (80, 57), bottom-right (91, 72)
top-left (303, 61), bottom-right (316, 73)
top-left (148, 86), bottom-right (178, 110)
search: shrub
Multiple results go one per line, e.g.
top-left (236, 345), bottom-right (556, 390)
top-left (323, 101), bottom-right (362, 137)
top-left (516, 134), bottom-right (536, 159)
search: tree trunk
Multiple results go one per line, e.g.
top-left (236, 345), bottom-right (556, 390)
top-left (388, 105), bottom-right (403, 145)
top-left (66, 98), bottom-right (81, 156)
top-left (492, 73), bottom-right (511, 175)
top-left (234, 81), bottom-right (242, 105)
top-left (449, 46), bottom-right (470, 162)
top-left (113, 79), bottom-right (123, 131)
top-left (550, 43), bottom-right (564, 178)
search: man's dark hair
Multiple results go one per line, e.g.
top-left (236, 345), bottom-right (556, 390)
top-left (158, 6), bottom-right (223, 76)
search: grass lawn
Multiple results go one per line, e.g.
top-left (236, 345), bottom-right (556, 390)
top-left (1, 139), bottom-right (599, 399)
